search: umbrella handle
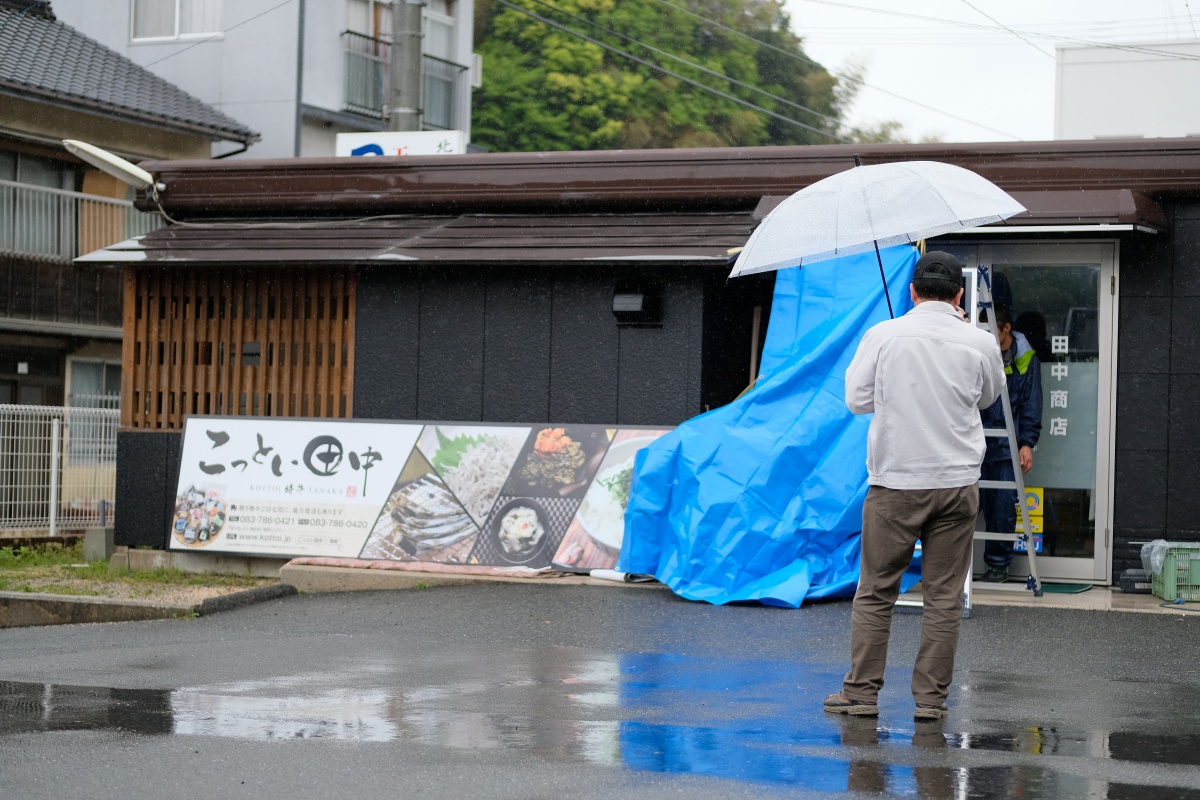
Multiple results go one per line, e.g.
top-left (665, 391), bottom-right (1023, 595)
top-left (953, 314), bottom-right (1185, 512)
top-left (872, 241), bottom-right (895, 319)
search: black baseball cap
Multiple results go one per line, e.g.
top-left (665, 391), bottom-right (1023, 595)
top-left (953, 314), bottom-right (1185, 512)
top-left (912, 251), bottom-right (964, 286)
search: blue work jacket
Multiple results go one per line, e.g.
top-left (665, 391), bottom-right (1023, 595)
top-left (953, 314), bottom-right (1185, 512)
top-left (981, 331), bottom-right (1042, 464)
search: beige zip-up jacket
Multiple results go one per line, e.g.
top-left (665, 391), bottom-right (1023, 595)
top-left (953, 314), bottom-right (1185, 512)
top-left (844, 301), bottom-right (1005, 490)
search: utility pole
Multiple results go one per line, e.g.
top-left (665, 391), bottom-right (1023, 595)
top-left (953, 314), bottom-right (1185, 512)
top-left (293, 0), bottom-right (306, 155)
top-left (388, 0), bottom-right (424, 131)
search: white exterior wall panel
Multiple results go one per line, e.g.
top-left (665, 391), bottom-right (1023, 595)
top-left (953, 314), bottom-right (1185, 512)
top-left (1056, 40), bottom-right (1200, 140)
top-left (54, 0), bottom-right (473, 157)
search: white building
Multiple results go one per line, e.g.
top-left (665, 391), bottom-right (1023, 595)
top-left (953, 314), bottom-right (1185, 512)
top-left (1056, 39), bottom-right (1200, 139)
top-left (53, 0), bottom-right (478, 158)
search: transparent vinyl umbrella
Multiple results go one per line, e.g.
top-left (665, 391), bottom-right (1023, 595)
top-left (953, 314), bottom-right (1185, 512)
top-left (729, 159), bottom-right (1027, 316)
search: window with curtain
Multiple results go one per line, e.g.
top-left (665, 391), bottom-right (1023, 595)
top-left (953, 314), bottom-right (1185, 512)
top-left (347, 0), bottom-right (392, 38)
top-left (180, 0), bottom-right (221, 34)
top-left (133, 0), bottom-right (221, 39)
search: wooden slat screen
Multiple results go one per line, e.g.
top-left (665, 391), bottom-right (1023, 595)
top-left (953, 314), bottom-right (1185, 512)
top-left (121, 266), bottom-right (356, 429)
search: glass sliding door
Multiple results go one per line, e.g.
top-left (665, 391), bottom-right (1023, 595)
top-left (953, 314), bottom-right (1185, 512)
top-left (940, 241), bottom-right (1117, 583)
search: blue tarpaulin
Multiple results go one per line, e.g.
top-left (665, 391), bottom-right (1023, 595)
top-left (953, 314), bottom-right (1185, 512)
top-left (617, 245), bottom-right (921, 607)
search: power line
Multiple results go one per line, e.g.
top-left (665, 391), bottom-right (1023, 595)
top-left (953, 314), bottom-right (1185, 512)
top-left (494, 0), bottom-right (855, 144)
top-left (1185, 0), bottom-right (1199, 38)
top-left (957, 0), bottom-right (1053, 58)
top-left (799, 13), bottom-right (1197, 35)
top-left (644, 0), bottom-right (1023, 140)
top-left (520, 0), bottom-right (844, 130)
top-left (797, 0), bottom-right (1200, 62)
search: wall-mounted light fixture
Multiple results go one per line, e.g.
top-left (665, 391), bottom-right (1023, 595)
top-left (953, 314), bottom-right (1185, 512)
top-left (612, 280), bottom-right (663, 327)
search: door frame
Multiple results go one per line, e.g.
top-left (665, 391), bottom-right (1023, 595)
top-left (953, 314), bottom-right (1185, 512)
top-left (939, 239), bottom-right (1118, 584)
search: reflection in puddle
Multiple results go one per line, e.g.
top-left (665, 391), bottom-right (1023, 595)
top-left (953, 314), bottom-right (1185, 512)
top-left (172, 688), bottom-right (401, 741)
top-left (3, 651), bottom-right (1199, 799)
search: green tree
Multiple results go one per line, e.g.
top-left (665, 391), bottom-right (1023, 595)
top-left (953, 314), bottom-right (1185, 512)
top-left (471, 0), bottom-right (856, 152)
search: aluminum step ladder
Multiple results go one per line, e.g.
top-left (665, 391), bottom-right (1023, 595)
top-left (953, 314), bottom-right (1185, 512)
top-left (897, 264), bottom-right (1044, 619)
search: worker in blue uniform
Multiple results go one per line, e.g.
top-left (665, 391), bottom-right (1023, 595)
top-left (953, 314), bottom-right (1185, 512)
top-left (979, 304), bottom-right (1043, 583)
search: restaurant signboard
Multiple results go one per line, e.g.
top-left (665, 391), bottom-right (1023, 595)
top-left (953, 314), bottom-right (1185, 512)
top-left (169, 417), bottom-right (672, 571)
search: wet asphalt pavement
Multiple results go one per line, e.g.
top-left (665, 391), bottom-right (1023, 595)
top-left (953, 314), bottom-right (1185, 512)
top-left (1, 584), bottom-right (1199, 800)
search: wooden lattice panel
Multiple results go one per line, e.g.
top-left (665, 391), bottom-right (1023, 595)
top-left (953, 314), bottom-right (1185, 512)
top-left (121, 267), bottom-right (356, 429)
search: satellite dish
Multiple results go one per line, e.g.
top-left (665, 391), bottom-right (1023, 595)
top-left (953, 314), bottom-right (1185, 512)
top-left (62, 140), bottom-right (164, 193)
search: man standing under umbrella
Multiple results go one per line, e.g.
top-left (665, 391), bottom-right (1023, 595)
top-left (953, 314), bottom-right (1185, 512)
top-left (825, 251), bottom-right (1005, 720)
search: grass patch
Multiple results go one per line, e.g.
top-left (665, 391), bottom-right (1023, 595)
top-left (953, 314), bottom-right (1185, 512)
top-left (66, 561), bottom-right (111, 580)
top-left (121, 567), bottom-right (262, 588)
top-left (32, 584), bottom-right (105, 597)
top-left (0, 541), bottom-right (83, 569)
top-left (0, 541), bottom-right (271, 598)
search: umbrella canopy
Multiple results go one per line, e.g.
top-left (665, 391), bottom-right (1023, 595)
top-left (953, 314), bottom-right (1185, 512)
top-left (729, 160), bottom-right (1027, 279)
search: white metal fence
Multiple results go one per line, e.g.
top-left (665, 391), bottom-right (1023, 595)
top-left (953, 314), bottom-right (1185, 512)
top-left (0, 404), bottom-right (118, 533)
top-left (0, 179), bottom-right (161, 262)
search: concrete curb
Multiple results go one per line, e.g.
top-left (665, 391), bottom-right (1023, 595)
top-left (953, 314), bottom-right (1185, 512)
top-left (0, 591), bottom-right (193, 628)
top-left (278, 563), bottom-right (668, 594)
top-left (0, 583), bottom-right (298, 629)
top-left (195, 583), bottom-right (297, 615)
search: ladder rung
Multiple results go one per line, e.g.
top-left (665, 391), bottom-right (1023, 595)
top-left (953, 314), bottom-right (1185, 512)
top-left (979, 480), bottom-right (1020, 489)
top-left (968, 580), bottom-right (1033, 593)
top-left (983, 428), bottom-right (1009, 437)
top-left (974, 531), bottom-right (1026, 541)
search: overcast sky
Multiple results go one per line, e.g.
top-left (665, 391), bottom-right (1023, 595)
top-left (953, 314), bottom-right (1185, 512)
top-left (780, 0), bottom-right (1199, 143)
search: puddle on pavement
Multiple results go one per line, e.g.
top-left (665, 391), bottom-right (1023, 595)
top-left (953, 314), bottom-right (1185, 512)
top-left (3, 651), bottom-right (1199, 799)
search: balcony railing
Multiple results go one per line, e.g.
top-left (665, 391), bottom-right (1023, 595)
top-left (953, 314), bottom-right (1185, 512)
top-left (422, 54), bottom-right (469, 131)
top-left (343, 30), bottom-right (389, 117)
top-left (341, 31), bottom-right (470, 131)
top-left (0, 179), bottom-right (161, 263)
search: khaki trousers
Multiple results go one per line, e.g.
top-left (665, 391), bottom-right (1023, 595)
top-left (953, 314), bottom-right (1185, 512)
top-left (842, 483), bottom-right (978, 707)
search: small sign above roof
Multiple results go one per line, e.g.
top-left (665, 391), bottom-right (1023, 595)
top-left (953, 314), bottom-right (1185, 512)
top-left (336, 131), bottom-right (468, 157)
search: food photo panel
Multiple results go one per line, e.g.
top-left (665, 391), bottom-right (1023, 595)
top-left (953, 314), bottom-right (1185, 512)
top-left (172, 483), bottom-right (228, 549)
top-left (359, 446), bottom-right (481, 564)
top-left (501, 425), bottom-right (611, 499)
top-left (468, 492), bottom-right (583, 568)
top-left (552, 428), bottom-right (673, 572)
top-left (417, 424), bottom-right (531, 526)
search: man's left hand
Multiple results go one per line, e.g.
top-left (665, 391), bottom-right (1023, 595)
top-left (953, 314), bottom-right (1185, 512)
top-left (1019, 446), bottom-right (1033, 474)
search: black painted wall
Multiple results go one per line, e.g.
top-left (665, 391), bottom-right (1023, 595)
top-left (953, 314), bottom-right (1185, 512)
top-left (114, 430), bottom-right (180, 548)
top-left (353, 265), bottom-right (712, 426)
top-left (1113, 204), bottom-right (1200, 579)
top-left (117, 263), bottom-right (745, 548)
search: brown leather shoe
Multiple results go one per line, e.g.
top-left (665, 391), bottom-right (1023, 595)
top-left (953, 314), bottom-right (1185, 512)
top-left (824, 691), bottom-right (879, 716)
top-left (914, 703), bottom-right (948, 720)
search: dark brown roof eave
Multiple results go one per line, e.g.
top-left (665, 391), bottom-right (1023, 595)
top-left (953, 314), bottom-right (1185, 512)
top-left (136, 138), bottom-right (1200, 218)
top-left (77, 211), bottom-right (756, 266)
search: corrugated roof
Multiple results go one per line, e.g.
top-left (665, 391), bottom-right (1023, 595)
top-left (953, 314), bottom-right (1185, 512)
top-left (76, 212), bottom-right (756, 264)
top-left (0, 6), bottom-right (258, 144)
